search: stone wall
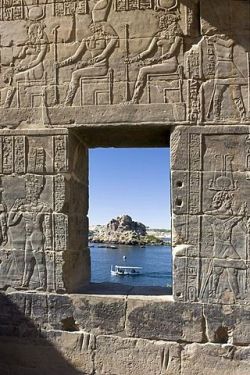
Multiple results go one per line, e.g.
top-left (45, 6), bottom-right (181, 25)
top-left (0, 0), bottom-right (250, 374)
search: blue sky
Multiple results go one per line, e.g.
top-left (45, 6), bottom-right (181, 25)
top-left (89, 148), bottom-right (171, 229)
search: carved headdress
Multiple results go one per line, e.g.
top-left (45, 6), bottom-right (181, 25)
top-left (155, 0), bottom-right (178, 11)
top-left (209, 154), bottom-right (237, 191)
top-left (92, 0), bottom-right (111, 23)
top-left (28, 4), bottom-right (45, 22)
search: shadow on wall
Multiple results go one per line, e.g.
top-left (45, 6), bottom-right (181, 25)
top-left (0, 293), bottom-right (87, 375)
top-left (181, 0), bottom-right (250, 51)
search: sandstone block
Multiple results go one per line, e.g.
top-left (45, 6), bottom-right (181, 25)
top-left (95, 335), bottom-right (181, 375)
top-left (126, 298), bottom-right (203, 342)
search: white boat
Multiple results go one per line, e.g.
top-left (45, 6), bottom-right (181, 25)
top-left (110, 265), bottom-right (143, 276)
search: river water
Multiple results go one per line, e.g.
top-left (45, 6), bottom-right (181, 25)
top-left (90, 244), bottom-right (172, 287)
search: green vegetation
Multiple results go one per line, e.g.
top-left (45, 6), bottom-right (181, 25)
top-left (143, 235), bottom-right (163, 245)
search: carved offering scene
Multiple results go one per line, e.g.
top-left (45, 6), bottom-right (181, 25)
top-left (172, 126), bottom-right (250, 305)
top-left (0, 0), bottom-right (248, 127)
top-left (0, 130), bottom-right (90, 293)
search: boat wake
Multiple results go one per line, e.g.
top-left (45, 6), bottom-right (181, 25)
top-left (142, 271), bottom-right (172, 279)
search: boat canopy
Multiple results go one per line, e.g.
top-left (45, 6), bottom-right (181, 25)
top-left (114, 266), bottom-right (142, 269)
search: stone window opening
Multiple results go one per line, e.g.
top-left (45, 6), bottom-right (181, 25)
top-left (77, 125), bottom-right (172, 295)
top-left (89, 147), bottom-right (172, 295)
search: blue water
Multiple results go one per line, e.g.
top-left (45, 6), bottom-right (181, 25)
top-left (90, 244), bottom-right (172, 287)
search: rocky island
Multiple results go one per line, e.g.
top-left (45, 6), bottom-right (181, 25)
top-left (89, 215), bottom-right (165, 246)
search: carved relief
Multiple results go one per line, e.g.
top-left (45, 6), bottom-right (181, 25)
top-left (2, 136), bottom-right (13, 174)
top-left (0, 132), bottom-right (87, 293)
top-left (201, 191), bottom-right (247, 301)
top-left (53, 213), bottom-right (68, 251)
top-left (53, 174), bottom-right (65, 212)
top-left (0, 0), bottom-right (25, 21)
top-left (14, 136), bottom-right (26, 174)
top-left (27, 146), bottom-right (46, 173)
top-left (205, 33), bottom-right (247, 122)
top-left (0, 179), bottom-right (7, 247)
top-left (2, 5), bottom-right (49, 109)
top-left (0, 0), bottom-right (247, 126)
top-left (57, 0), bottom-right (118, 106)
top-left (173, 130), bottom-right (250, 305)
top-left (53, 135), bottom-right (67, 172)
top-left (114, 0), bottom-right (153, 12)
top-left (53, 0), bottom-right (88, 17)
top-left (127, 13), bottom-right (183, 106)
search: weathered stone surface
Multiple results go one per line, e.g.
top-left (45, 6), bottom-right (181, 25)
top-left (71, 295), bottom-right (127, 335)
top-left (126, 298), bottom-right (204, 342)
top-left (95, 335), bottom-right (181, 375)
top-left (0, 130), bottom-right (90, 293)
top-left (204, 304), bottom-right (250, 346)
top-left (181, 343), bottom-right (250, 375)
top-left (172, 126), bottom-right (250, 305)
top-left (0, 0), bottom-right (247, 127)
top-left (0, 0), bottom-right (250, 374)
top-left (0, 334), bottom-right (93, 374)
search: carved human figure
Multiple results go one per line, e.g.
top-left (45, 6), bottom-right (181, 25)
top-left (3, 9), bottom-right (48, 108)
top-left (205, 191), bottom-right (247, 299)
top-left (57, 21), bottom-right (118, 106)
top-left (207, 32), bottom-right (246, 121)
top-left (8, 174), bottom-right (51, 291)
top-left (128, 13), bottom-right (182, 104)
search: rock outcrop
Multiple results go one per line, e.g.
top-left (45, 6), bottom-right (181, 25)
top-left (90, 215), bottom-right (163, 245)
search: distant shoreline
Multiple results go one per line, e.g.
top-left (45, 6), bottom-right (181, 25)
top-left (89, 242), bottom-right (171, 248)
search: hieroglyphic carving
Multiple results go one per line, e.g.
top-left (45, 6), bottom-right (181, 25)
top-left (0, 0), bottom-right (248, 128)
top-left (0, 178), bottom-right (7, 247)
top-left (0, 136), bottom-right (46, 175)
top-left (53, 174), bottom-right (65, 212)
top-left (54, 252), bottom-right (65, 291)
top-left (53, 135), bottom-right (67, 172)
top-left (0, 0), bottom-right (25, 21)
top-left (186, 258), bottom-right (199, 302)
top-left (186, 48), bottom-right (202, 122)
top-left (2, 136), bottom-right (13, 174)
top-left (114, 0), bottom-right (153, 11)
top-left (27, 147), bottom-right (46, 173)
top-left (181, 133), bottom-right (202, 301)
top-left (14, 136), bottom-right (26, 174)
top-left (53, 0), bottom-right (88, 16)
top-left (188, 134), bottom-right (201, 225)
top-left (53, 213), bottom-right (68, 251)
top-left (245, 135), bottom-right (250, 180)
top-left (205, 38), bottom-right (216, 78)
top-left (0, 132), bottom-right (88, 293)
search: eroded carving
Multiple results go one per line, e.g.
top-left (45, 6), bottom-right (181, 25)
top-left (206, 31), bottom-right (247, 122)
top-left (8, 174), bottom-right (50, 290)
top-left (0, 0), bottom-right (247, 126)
top-left (0, 132), bottom-right (88, 293)
top-left (57, 0), bottom-right (118, 106)
top-left (201, 191), bottom-right (247, 301)
top-left (173, 130), bottom-right (250, 305)
top-left (127, 13), bottom-right (183, 105)
top-left (53, 0), bottom-right (88, 17)
top-left (3, 5), bottom-right (49, 109)
top-left (0, 0), bottom-right (25, 21)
